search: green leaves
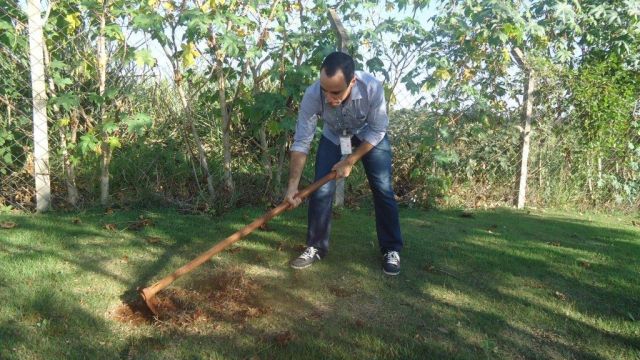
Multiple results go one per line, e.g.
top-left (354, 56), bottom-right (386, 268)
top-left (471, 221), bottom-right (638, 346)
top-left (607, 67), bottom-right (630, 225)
top-left (49, 93), bottom-right (79, 111)
top-left (104, 24), bottom-right (124, 42)
top-left (433, 149), bottom-right (459, 167)
top-left (568, 59), bottom-right (637, 152)
top-left (0, 20), bottom-right (19, 48)
top-left (606, 9), bottom-right (621, 25)
top-left (132, 11), bottom-right (166, 45)
top-left (366, 57), bottom-right (389, 81)
top-left (181, 42), bottom-right (200, 68)
top-left (434, 68), bottom-right (451, 81)
top-left (589, 4), bottom-right (607, 19)
top-left (107, 136), bottom-right (121, 149)
top-left (134, 49), bottom-right (156, 67)
top-left (526, 20), bottom-right (547, 43)
top-left (0, 128), bottom-right (15, 170)
top-left (181, 9), bottom-right (212, 39)
top-left (133, 12), bottom-right (164, 30)
top-left (502, 23), bottom-right (524, 43)
top-left (124, 113), bottom-right (153, 136)
top-left (79, 133), bottom-right (100, 155)
top-left (64, 12), bottom-right (82, 34)
top-left (52, 74), bottom-right (73, 89)
top-left (554, 2), bottom-right (577, 25)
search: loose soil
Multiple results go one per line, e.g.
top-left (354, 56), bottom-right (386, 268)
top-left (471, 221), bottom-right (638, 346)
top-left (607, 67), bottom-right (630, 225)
top-left (113, 267), bottom-right (269, 327)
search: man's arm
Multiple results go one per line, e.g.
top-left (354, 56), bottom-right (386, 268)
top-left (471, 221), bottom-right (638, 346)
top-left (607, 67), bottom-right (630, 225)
top-left (284, 151), bottom-right (307, 208)
top-left (360, 78), bottom-right (389, 147)
top-left (285, 83), bottom-right (321, 208)
top-left (331, 141), bottom-right (374, 178)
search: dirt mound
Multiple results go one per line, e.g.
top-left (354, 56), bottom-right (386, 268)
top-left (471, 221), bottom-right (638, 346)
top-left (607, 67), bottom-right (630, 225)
top-left (113, 267), bottom-right (268, 327)
top-left (113, 298), bottom-right (154, 325)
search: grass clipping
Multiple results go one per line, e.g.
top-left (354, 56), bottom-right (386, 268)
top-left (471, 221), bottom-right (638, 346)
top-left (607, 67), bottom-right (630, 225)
top-left (114, 267), bottom-right (268, 327)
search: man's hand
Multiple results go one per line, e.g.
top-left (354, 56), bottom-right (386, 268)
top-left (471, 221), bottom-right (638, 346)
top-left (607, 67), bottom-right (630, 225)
top-left (332, 158), bottom-right (355, 179)
top-left (332, 141), bottom-right (375, 178)
top-left (284, 185), bottom-right (302, 208)
top-left (285, 151), bottom-right (307, 208)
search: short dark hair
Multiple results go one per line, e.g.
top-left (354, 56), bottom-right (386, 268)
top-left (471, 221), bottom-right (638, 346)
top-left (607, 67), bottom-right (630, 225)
top-left (321, 52), bottom-right (355, 85)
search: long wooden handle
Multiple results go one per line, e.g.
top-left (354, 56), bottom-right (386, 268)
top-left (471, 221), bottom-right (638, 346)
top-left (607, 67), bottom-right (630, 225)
top-left (140, 171), bottom-right (337, 300)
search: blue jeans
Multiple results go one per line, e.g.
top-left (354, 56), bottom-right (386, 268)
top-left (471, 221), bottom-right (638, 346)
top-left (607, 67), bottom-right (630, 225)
top-left (306, 135), bottom-right (403, 256)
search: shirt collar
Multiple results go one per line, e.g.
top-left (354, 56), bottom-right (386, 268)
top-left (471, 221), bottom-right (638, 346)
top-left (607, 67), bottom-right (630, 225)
top-left (349, 76), bottom-right (363, 101)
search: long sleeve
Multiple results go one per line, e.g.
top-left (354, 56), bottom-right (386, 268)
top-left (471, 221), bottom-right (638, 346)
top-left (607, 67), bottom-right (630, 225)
top-left (290, 83), bottom-right (322, 154)
top-left (360, 80), bottom-right (388, 146)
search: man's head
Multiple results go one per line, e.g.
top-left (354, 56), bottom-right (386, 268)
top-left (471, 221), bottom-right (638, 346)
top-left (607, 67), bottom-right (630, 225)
top-left (320, 52), bottom-right (356, 107)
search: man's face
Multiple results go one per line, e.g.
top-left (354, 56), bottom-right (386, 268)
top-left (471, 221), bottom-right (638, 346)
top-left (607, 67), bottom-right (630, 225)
top-left (320, 68), bottom-right (356, 108)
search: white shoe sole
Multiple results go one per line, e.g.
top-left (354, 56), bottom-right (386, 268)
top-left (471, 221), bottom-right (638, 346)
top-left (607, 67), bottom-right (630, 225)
top-left (290, 263), bottom-right (314, 270)
top-left (383, 268), bottom-right (400, 276)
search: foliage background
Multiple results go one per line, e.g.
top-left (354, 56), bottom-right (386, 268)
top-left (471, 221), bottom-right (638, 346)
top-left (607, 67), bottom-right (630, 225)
top-left (1, 0), bottom-right (639, 213)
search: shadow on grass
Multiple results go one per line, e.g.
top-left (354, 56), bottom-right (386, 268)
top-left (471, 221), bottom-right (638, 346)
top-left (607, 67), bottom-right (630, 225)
top-left (0, 207), bottom-right (638, 359)
top-left (393, 208), bottom-right (640, 358)
top-left (0, 285), bottom-right (119, 358)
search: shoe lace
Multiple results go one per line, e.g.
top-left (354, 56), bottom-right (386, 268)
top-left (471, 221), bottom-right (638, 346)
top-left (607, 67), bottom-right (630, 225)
top-left (300, 247), bottom-right (319, 260)
top-left (385, 251), bottom-right (400, 266)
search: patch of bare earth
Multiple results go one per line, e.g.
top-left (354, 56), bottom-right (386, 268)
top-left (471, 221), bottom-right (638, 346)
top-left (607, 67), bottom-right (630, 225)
top-left (113, 267), bottom-right (269, 327)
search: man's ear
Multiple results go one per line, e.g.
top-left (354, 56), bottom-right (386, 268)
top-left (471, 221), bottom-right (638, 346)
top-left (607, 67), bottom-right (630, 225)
top-left (350, 76), bottom-right (357, 86)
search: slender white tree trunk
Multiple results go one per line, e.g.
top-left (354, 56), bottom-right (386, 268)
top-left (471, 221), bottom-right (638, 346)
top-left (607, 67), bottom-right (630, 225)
top-left (98, 1), bottom-right (111, 206)
top-left (27, 0), bottom-right (51, 212)
top-left (587, 158), bottom-right (594, 196)
top-left (517, 70), bottom-right (535, 209)
top-left (597, 156), bottom-right (602, 183)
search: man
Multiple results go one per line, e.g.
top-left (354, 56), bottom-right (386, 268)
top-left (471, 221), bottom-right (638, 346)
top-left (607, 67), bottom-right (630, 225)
top-left (284, 51), bottom-right (403, 275)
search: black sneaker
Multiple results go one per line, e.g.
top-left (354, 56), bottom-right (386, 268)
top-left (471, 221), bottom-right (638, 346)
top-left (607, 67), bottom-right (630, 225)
top-left (382, 251), bottom-right (400, 275)
top-left (290, 247), bottom-right (322, 269)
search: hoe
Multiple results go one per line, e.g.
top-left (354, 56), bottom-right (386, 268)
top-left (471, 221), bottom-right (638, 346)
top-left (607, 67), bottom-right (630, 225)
top-left (139, 171), bottom-right (337, 316)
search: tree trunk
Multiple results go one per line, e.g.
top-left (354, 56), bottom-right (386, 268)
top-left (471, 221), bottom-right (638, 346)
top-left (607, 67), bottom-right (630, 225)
top-left (275, 136), bottom-right (287, 194)
top-left (98, 1), bottom-right (111, 206)
top-left (259, 124), bottom-right (271, 177)
top-left (217, 65), bottom-right (234, 194)
top-left (597, 156), bottom-right (602, 183)
top-left (176, 82), bottom-right (216, 204)
top-left (538, 142), bottom-right (543, 190)
top-left (587, 158), bottom-right (594, 197)
top-left (43, 32), bottom-right (79, 206)
top-left (517, 70), bottom-right (535, 209)
top-left (67, 112), bottom-right (81, 204)
top-left (328, 9), bottom-right (350, 208)
top-left (249, 63), bottom-right (272, 179)
top-left (27, 0), bottom-right (51, 212)
top-left (59, 124), bottom-right (79, 206)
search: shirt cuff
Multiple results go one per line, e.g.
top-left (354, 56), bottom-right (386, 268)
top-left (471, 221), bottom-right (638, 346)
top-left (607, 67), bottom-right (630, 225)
top-left (360, 129), bottom-right (386, 147)
top-left (289, 143), bottom-right (311, 154)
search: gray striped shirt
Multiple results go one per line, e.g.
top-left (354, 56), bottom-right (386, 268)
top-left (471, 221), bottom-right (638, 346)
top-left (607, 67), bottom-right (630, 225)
top-left (290, 71), bottom-right (389, 154)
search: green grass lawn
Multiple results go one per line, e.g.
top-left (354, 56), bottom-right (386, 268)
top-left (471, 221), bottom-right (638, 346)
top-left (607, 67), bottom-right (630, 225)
top-left (0, 205), bottom-right (639, 359)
